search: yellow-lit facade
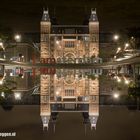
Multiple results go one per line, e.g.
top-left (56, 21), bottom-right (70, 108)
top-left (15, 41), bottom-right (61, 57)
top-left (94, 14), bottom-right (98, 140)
top-left (40, 9), bottom-right (99, 130)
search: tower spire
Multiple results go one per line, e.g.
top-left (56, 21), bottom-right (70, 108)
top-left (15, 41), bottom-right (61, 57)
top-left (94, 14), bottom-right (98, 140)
top-left (89, 8), bottom-right (98, 22)
top-left (42, 7), bottom-right (50, 21)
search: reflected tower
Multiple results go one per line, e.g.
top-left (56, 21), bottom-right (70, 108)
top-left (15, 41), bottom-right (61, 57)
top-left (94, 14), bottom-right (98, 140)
top-left (40, 9), bottom-right (51, 130)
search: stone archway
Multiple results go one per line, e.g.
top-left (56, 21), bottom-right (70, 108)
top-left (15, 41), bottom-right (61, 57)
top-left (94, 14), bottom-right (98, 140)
top-left (64, 52), bottom-right (76, 63)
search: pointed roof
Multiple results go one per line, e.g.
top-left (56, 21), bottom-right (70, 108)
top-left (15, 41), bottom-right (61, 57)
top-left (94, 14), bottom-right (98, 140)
top-left (42, 8), bottom-right (50, 22)
top-left (89, 115), bottom-right (98, 129)
top-left (41, 116), bottom-right (50, 130)
top-left (89, 8), bottom-right (98, 22)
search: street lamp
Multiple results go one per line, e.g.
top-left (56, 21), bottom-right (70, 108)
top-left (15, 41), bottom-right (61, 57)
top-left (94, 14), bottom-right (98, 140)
top-left (1, 92), bottom-right (5, 98)
top-left (125, 79), bottom-right (129, 85)
top-left (123, 77), bottom-right (130, 85)
top-left (113, 93), bottom-right (120, 99)
top-left (14, 92), bottom-right (21, 100)
top-left (124, 43), bottom-right (130, 50)
top-left (0, 42), bottom-right (3, 46)
top-left (0, 80), bottom-right (3, 85)
top-left (0, 41), bottom-right (5, 50)
top-left (113, 35), bottom-right (119, 41)
top-left (56, 91), bottom-right (59, 96)
top-left (116, 76), bottom-right (121, 83)
top-left (56, 40), bottom-right (59, 45)
top-left (14, 34), bottom-right (21, 42)
top-left (116, 47), bottom-right (121, 53)
top-left (125, 43), bottom-right (129, 47)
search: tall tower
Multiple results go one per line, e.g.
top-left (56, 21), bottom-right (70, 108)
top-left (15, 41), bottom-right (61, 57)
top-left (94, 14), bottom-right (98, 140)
top-left (40, 9), bottom-right (51, 130)
top-left (40, 9), bottom-right (51, 58)
top-left (89, 8), bottom-right (99, 57)
top-left (88, 8), bottom-right (99, 129)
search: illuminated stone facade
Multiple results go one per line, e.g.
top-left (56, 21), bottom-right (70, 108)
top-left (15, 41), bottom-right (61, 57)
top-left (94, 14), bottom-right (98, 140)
top-left (40, 9), bottom-right (99, 130)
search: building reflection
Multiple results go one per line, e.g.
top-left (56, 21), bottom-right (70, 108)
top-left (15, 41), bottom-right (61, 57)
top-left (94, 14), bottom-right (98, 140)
top-left (0, 7), bottom-right (140, 135)
top-left (40, 69), bottom-right (99, 130)
top-left (40, 8), bottom-right (100, 130)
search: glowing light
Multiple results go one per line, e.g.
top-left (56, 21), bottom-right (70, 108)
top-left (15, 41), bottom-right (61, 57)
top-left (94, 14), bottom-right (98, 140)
top-left (14, 92), bottom-right (21, 100)
top-left (10, 73), bottom-right (13, 76)
top-left (75, 74), bottom-right (78, 79)
top-left (117, 76), bottom-right (121, 82)
top-left (116, 47), bottom-right (121, 53)
top-left (113, 93), bottom-right (120, 99)
top-left (0, 80), bottom-right (3, 85)
top-left (125, 80), bottom-right (129, 85)
top-left (124, 77), bottom-right (130, 85)
top-left (0, 73), bottom-right (6, 85)
top-left (113, 35), bottom-right (119, 41)
top-left (124, 43), bottom-right (130, 50)
top-left (0, 42), bottom-right (5, 50)
top-left (1, 92), bottom-right (5, 98)
top-left (56, 40), bottom-right (59, 45)
top-left (118, 47), bottom-right (121, 51)
top-left (0, 42), bottom-right (3, 46)
top-left (114, 76), bottom-right (117, 79)
top-left (14, 34), bottom-right (21, 42)
top-left (125, 43), bottom-right (129, 47)
top-left (56, 91), bottom-right (59, 96)
top-left (131, 36), bottom-right (134, 39)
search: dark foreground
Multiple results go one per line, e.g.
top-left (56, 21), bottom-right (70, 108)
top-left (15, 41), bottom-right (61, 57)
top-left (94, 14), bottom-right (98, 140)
top-left (0, 105), bottom-right (140, 140)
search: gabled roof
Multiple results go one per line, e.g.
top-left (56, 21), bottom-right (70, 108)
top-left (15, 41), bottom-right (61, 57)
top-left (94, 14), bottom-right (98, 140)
top-left (41, 116), bottom-right (50, 130)
top-left (89, 115), bottom-right (98, 129)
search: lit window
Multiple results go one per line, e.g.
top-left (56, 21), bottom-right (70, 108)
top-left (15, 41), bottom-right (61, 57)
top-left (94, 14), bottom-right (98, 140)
top-left (65, 41), bottom-right (75, 48)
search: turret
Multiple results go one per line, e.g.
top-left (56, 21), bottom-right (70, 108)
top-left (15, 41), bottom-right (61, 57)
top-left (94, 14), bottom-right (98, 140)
top-left (40, 8), bottom-right (51, 58)
top-left (89, 116), bottom-right (98, 130)
top-left (88, 8), bottom-right (99, 57)
top-left (89, 8), bottom-right (99, 34)
top-left (41, 116), bottom-right (50, 130)
top-left (41, 8), bottom-right (51, 34)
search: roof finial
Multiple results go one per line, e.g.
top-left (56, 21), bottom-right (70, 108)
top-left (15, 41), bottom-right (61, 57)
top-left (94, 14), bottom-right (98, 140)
top-left (91, 8), bottom-right (96, 14)
top-left (42, 7), bottom-right (50, 21)
top-left (89, 8), bottom-right (98, 21)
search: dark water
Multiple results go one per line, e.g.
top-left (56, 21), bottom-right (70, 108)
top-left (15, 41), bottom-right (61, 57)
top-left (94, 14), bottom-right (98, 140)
top-left (0, 105), bottom-right (140, 140)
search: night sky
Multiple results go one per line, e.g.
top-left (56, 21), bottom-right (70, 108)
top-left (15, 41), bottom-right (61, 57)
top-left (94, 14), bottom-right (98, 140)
top-left (0, 0), bottom-right (140, 32)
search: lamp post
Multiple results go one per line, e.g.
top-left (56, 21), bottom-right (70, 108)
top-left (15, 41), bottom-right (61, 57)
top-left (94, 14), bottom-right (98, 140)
top-left (113, 34), bottom-right (120, 61)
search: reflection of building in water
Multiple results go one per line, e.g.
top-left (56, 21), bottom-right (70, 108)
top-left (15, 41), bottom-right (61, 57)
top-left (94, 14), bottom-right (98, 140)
top-left (3, 42), bottom-right (39, 95)
top-left (40, 8), bottom-right (99, 130)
